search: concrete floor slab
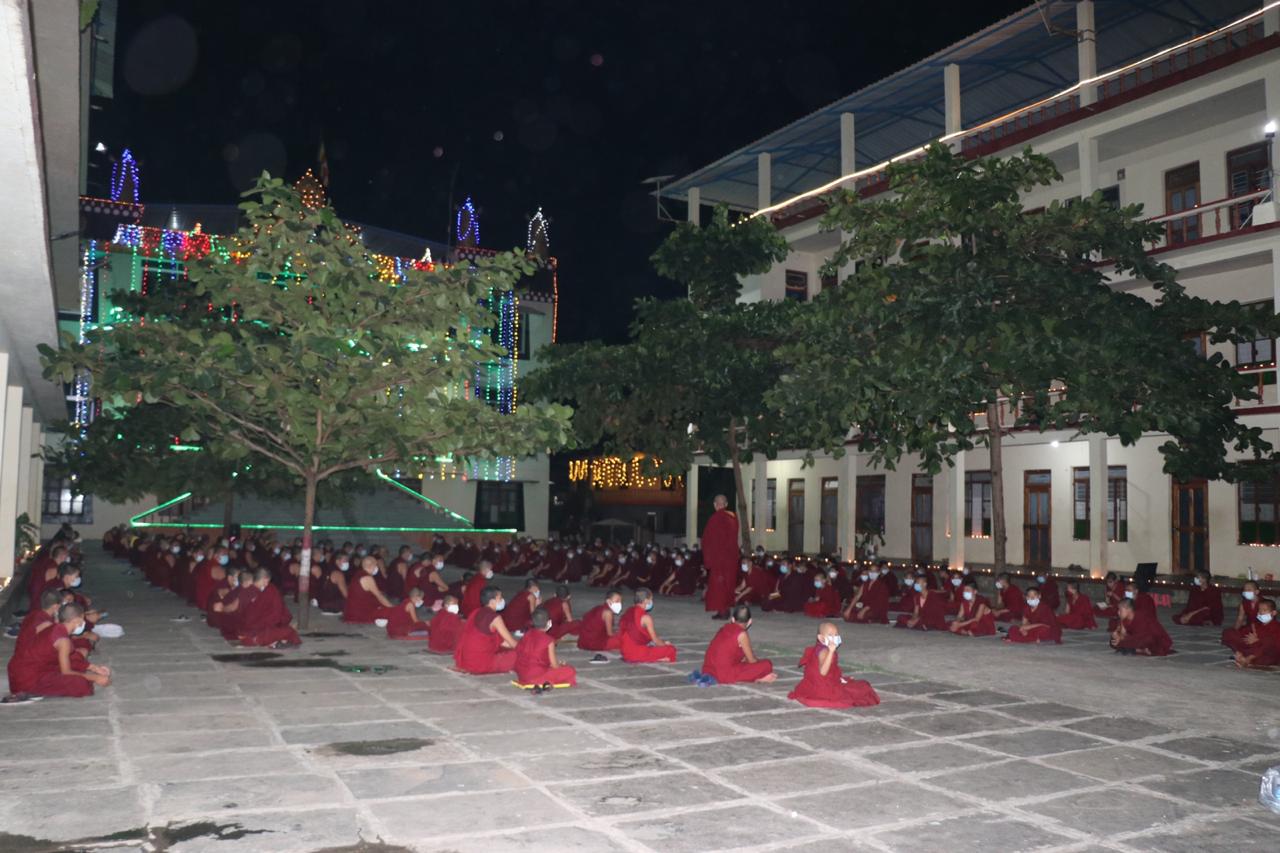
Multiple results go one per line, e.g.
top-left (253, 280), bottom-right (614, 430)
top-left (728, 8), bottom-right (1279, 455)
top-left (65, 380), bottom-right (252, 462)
top-left (613, 803), bottom-right (824, 852)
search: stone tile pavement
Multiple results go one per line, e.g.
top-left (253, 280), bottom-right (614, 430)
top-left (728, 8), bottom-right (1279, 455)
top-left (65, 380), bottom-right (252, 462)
top-left (1, 548), bottom-right (1277, 852)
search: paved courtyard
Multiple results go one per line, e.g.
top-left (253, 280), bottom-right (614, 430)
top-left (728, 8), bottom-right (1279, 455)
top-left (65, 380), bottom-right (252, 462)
top-left (2, 547), bottom-right (1278, 853)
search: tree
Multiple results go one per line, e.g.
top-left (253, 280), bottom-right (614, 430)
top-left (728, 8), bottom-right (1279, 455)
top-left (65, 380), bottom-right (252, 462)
top-left (43, 175), bottom-right (572, 624)
top-left (774, 143), bottom-right (1280, 572)
top-left (526, 206), bottom-right (790, 550)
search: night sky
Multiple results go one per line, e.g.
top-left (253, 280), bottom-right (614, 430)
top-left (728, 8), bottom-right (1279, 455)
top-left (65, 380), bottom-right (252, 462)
top-left (92, 0), bottom-right (1027, 344)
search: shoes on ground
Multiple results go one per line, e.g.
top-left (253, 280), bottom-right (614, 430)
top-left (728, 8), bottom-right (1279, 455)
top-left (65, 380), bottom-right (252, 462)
top-left (589, 654), bottom-right (609, 664)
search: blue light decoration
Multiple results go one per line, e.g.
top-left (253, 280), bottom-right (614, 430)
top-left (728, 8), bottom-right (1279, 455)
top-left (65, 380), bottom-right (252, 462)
top-left (455, 196), bottom-right (480, 246)
top-left (110, 148), bottom-right (140, 203)
top-left (73, 240), bottom-right (99, 433)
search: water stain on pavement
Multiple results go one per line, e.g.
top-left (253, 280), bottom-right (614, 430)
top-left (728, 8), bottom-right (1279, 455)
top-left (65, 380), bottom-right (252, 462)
top-left (318, 737), bottom-right (435, 756)
top-left (0, 821), bottom-right (269, 852)
top-left (302, 631), bottom-right (367, 639)
top-left (208, 652), bottom-right (394, 673)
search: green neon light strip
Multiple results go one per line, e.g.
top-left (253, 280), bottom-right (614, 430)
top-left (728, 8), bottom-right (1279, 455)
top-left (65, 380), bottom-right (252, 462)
top-left (130, 492), bottom-right (193, 526)
top-left (374, 468), bottom-right (474, 526)
top-left (130, 521), bottom-right (516, 533)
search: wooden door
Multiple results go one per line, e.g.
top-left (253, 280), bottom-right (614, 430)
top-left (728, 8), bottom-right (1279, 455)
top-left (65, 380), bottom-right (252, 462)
top-left (911, 474), bottom-right (933, 561)
top-left (787, 479), bottom-right (805, 554)
top-left (1023, 470), bottom-right (1051, 569)
top-left (819, 478), bottom-right (838, 555)
top-left (1172, 478), bottom-right (1209, 574)
top-left (1164, 163), bottom-right (1200, 245)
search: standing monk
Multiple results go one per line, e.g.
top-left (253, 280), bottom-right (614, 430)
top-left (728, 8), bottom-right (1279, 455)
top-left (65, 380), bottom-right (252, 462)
top-left (701, 495), bottom-right (740, 621)
top-left (700, 605), bottom-right (775, 684)
top-left (619, 588), bottom-right (678, 663)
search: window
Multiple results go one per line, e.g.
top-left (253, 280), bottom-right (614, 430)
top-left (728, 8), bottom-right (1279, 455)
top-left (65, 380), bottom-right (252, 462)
top-left (784, 270), bottom-right (808, 302)
top-left (1227, 142), bottom-right (1270, 230)
top-left (1235, 301), bottom-right (1275, 367)
top-left (1098, 185), bottom-right (1120, 209)
top-left (1239, 472), bottom-right (1280, 545)
top-left (1164, 163), bottom-right (1200, 245)
top-left (474, 482), bottom-right (524, 530)
top-left (766, 478), bottom-right (776, 530)
top-left (1184, 332), bottom-right (1207, 358)
top-left (1072, 465), bottom-right (1128, 542)
top-left (964, 471), bottom-right (992, 537)
top-left (855, 475), bottom-right (886, 536)
top-left (820, 272), bottom-right (837, 291)
top-left (43, 477), bottom-right (92, 524)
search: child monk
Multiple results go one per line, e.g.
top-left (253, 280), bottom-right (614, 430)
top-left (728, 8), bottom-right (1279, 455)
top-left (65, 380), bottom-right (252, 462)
top-left (427, 595), bottom-right (463, 654)
top-left (14, 604), bottom-right (110, 697)
top-left (1233, 598), bottom-right (1280, 669)
top-left (541, 584), bottom-right (581, 640)
top-left (237, 569), bottom-right (302, 648)
top-left (1110, 599), bottom-right (1173, 656)
top-left (1057, 580), bottom-right (1098, 630)
top-left (619, 588), bottom-right (678, 663)
top-left (454, 586), bottom-right (517, 674)
top-left (1221, 581), bottom-right (1261, 653)
top-left (514, 608), bottom-right (577, 687)
top-left (991, 573), bottom-right (1025, 622)
top-left (1093, 571), bottom-right (1124, 622)
top-left (803, 574), bottom-right (842, 618)
top-left (700, 605), bottom-right (775, 684)
top-left (894, 579), bottom-right (947, 630)
top-left (788, 622), bottom-right (879, 708)
top-left (386, 588), bottom-right (430, 639)
top-left (461, 560), bottom-right (497, 616)
top-left (577, 589), bottom-right (625, 654)
top-left (844, 565), bottom-right (890, 624)
top-left (1004, 585), bottom-right (1062, 644)
top-left (503, 579), bottom-right (541, 634)
top-left (1173, 570), bottom-right (1223, 626)
top-left (948, 581), bottom-right (995, 636)
top-left (1113, 581), bottom-right (1156, 632)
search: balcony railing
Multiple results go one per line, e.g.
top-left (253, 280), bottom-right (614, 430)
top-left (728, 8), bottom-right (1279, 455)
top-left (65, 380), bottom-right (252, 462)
top-left (1146, 187), bottom-right (1272, 250)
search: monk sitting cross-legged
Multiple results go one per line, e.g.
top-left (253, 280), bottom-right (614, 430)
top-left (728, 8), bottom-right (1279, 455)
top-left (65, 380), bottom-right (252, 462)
top-left (619, 588), bottom-right (678, 663)
top-left (1221, 581), bottom-right (1261, 654)
top-left (700, 605), bottom-right (775, 684)
top-left (1093, 571), bottom-right (1124, 623)
top-left (1173, 570), bottom-right (1223, 626)
top-left (1113, 581), bottom-right (1156, 633)
top-left (948, 581), bottom-right (995, 637)
top-left (461, 560), bottom-right (497, 616)
top-left (843, 565), bottom-right (890, 624)
top-left (1110, 598), bottom-right (1174, 656)
top-left (894, 579), bottom-right (948, 631)
top-left (990, 573), bottom-right (1025, 623)
top-left (6, 590), bottom-right (63, 697)
top-left (541, 585), bottom-right (582, 640)
top-left (342, 556), bottom-right (399, 625)
top-left (386, 588), bottom-right (431, 640)
top-left (426, 595), bottom-right (463, 654)
top-left (12, 603), bottom-right (111, 698)
top-left (803, 574), bottom-right (842, 618)
top-left (454, 586), bottom-right (518, 674)
top-left (577, 588), bottom-right (625, 656)
top-left (788, 622), bottom-right (879, 709)
top-left (1234, 598), bottom-right (1280, 669)
top-left (236, 569), bottom-right (301, 648)
top-left (514, 607), bottom-right (578, 687)
top-left (504, 579), bottom-right (541, 634)
top-left (1057, 580), bottom-right (1098, 630)
top-left (1004, 585), bottom-right (1062, 644)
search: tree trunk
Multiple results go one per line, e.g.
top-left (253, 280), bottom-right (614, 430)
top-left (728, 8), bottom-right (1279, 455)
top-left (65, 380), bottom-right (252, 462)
top-left (986, 398), bottom-right (1007, 574)
top-left (728, 417), bottom-right (753, 552)
top-left (297, 472), bottom-right (317, 630)
top-left (222, 490), bottom-right (234, 533)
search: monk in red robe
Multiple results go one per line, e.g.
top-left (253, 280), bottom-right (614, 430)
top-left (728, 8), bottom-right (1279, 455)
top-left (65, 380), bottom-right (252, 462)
top-left (237, 569), bottom-right (301, 648)
top-left (619, 588), bottom-right (678, 663)
top-left (385, 588), bottom-right (430, 639)
top-left (342, 557), bottom-right (399, 624)
top-left (1173, 570), bottom-right (1223, 626)
top-left (700, 606), bottom-right (775, 684)
top-left (1113, 581), bottom-right (1156, 632)
top-left (844, 566), bottom-right (890, 624)
top-left (734, 559), bottom-right (772, 606)
top-left (26, 544), bottom-right (70, 611)
top-left (577, 589), bottom-right (625, 655)
top-left (541, 585), bottom-right (581, 640)
top-left (407, 555), bottom-right (449, 609)
top-left (427, 596), bottom-right (463, 654)
top-left (316, 554), bottom-right (351, 614)
top-left (461, 560), bottom-right (497, 616)
top-left (991, 573), bottom-right (1025, 622)
top-left (7, 590), bottom-right (62, 696)
top-left (514, 608), bottom-right (577, 687)
top-left (10, 603), bottom-right (110, 697)
top-left (701, 494), bottom-right (740, 620)
top-left (949, 581), bottom-right (995, 636)
top-left (504, 580), bottom-right (541, 634)
top-left (1004, 586), bottom-right (1062, 644)
top-left (1057, 580), bottom-right (1098, 630)
top-left (803, 573), bottom-right (842, 618)
top-left (217, 572), bottom-right (258, 640)
top-left (942, 571), bottom-right (966, 615)
top-left (454, 586), bottom-right (518, 674)
top-left (894, 580), bottom-right (948, 630)
top-left (1234, 599), bottom-right (1280, 668)
top-left (789, 622), bottom-right (879, 709)
top-left (1221, 581), bottom-right (1261, 653)
top-left (1033, 572), bottom-right (1060, 611)
top-left (1093, 572), bottom-right (1124, 622)
top-left (1111, 599), bottom-right (1173, 656)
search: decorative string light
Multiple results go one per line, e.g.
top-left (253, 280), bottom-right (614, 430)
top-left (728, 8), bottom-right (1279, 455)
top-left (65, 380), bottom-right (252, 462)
top-left (456, 196), bottom-right (480, 246)
top-left (568, 454), bottom-right (685, 490)
top-left (295, 169), bottom-right (326, 209)
top-left (526, 207), bottom-right (550, 257)
top-left (110, 149), bottom-right (140, 203)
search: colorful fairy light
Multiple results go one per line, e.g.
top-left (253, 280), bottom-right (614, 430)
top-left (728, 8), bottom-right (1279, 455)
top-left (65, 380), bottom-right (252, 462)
top-left (568, 454), bottom-right (685, 491)
top-left (456, 196), bottom-right (480, 246)
top-left (110, 148), bottom-right (140, 203)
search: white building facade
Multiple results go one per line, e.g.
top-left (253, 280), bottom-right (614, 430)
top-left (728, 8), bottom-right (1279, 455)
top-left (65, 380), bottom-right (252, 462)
top-left (671, 1), bottom-right (1280, 579)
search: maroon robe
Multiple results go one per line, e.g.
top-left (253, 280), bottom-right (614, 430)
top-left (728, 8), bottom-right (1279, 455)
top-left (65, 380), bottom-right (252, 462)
top-left (788, 642), bottom-right (879, 709)
top-left (1115, 610), bottom-right (1173, 656)
top-left (701, 622), bottom-right (772, 684)
top-left (1175, 585), bottom-right (1223, 626)
top-left (894, 590), bottom-right (948, 630)
top-left (846, 577), bottom-right (891, 624)
top-left (1005, 601), bottom-right (1062, 644)
top-left (514, 628), bottom-right (576, 686)
top-left (619, 606), bottom-right (677, 663)
top-left (503, 590), bottom-right (538, 634)
top-left (577, 604), bottom-right (622, 651)
top-left (541, 596), bottom-right (581, 639)
top-left (701, 509), bottom-right (739, 613)
top-left (454, 609), bottom-right (516, 674)
top-left (1058, 591), bottom-right (1098, 630)
top-left (427, 610), bottom-right (462, 654)
top-left (237, 584), bottom-right (301, 647)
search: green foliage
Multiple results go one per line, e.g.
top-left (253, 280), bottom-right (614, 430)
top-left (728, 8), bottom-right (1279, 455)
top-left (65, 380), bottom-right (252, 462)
top-left (15, 512), bottom-right (39, 559)
top-left (651, 205), bottom-right (790, 310)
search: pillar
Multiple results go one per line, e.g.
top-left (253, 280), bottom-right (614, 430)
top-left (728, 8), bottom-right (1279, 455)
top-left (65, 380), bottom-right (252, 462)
top-left (757, 152), bottom-right (771, 211)
top-left (0, 384), bottom-right (24, 579)
top-left (753, 455), bottom-right (769, 545)
top-left (28, 426), bottom-right (44, 527)
top-left (948, 449), bottom-right (967, 570)
top-left (1077, 0), bottom-right (1097, 107)
top-left (839, 452), bottom-right (858, 560)
top-left (1266, 1), bottom-right (1279, 37)
top-left (687, 186), bottom-right (701, 226)
top-left (943, 64), bottom-right (962, 136)
top-left (1079, 136), bottom-right (1099, 197)
top-left (686, 464), bottom-right (699, 544)
top-left (840, 113), bottom-right (857, 177)
top-left (1088, 434), bottom-right (1108, 574)
top-left (14, 405), bottom-right (33, 526)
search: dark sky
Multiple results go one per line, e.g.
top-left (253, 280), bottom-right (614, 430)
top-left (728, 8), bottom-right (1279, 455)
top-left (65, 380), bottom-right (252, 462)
top-left (93, 0), bottom-right (1028, 344)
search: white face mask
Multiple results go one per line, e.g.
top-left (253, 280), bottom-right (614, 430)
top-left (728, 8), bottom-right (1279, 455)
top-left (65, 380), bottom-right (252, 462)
top-left (1258, 612), bottom-right (1274, 624)
top-left (494, 600), bottom-right (506, 611)
top-left (1026, 598), bottom-right (1040, 608)
top-left (827, 570), bottom-right (837, 579)
top-left (1124, 590), bottom-right (1135, 599)
top-left (867, 571), bottom-right (878, 579)
top-left (483, 570), bottom-right (494, 579)
top-left (913, 583), bottom-right (923, 592)
top-left (608, 601), bottom-right (622, 615)
top-left (675, 559), bottom-right (684, 567)
top-left (337, 561), bottom-right (349, 572)
top-left (273, 547), bottom-right (281, 555)
top-left (434, 562), bottom-right (444, 570)
top-left (1243, 590), bottom-right (1257, 601)
top-left (962, 590), bottom-right (974, 601)
top-left (368, 567), bottom-right (378, 576)
top-left (218, 555), bottom-right (230, 566)
top-left (859, 574), bottom-right (868, 583)
top-left (813, 581), bottom-right (824, 589)
top-left (446, 604), bottom-right (459, 614)
top-left (194, 553), bottom-right (204, 562)
top-left (71, 621), bottom-right (87, 636)
top-left (171, 546), bottom-right (181, 554)
top-left (824, 634), bottom-right (842, 647)
top-left (69, 577), bottom-right (82, 588)
top-left (996, 582), bottom-right (1006, 590)
top-left (741, 563), bottom-right (750, 572)
top-left (950, 577), bottom-right (962, 586)
top-left (1036, 575), bottom-right (1046, 583)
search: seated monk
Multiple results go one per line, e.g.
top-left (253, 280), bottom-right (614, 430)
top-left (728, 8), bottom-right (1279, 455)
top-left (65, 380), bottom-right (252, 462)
top-left (237, 569), bottom-right (301, 648)
top-left (1221, 581), bottom-right (1261, 653)
top-left (427, 596), bottom-right (463, 654)
top-left (894, 580), bottom-right (948, 631)
top-left (991, 573), bottom-right (1025, 622)
top-left (27, 544), bottom-right (70, 612)
top-left (407, 555), bottom-right (449, 609)
top-left (514, 608), bottom-right (577, 687)
top-left (844, 566), bottom-right (890, 624)
top-left (454, 586), bottom-right (518, 674)
top-left (386, 587), bottom-right (430, 639)
top-left (12, 603), bottom-right (110, 698)
top-left (504, 579), bottom-right (541, 634)
top-left (942, 571), bottom-right (966, 615)
top-left (342, 557), bottom-right (399, 625)
top-left (1004, 586), bottom-right (1062, 644)
top-left (1033, 571), bottom-right (1060, 611)
top-left (577, 588), bottom-right (625, 653)
top-left (1173, 570), bottom-right (1223, 626)
top-left (461, 560), bottom-right (497, 616)
top-left (735, 559), bottom-right (772, 606)
top-left (7, 590), bottom-right (63, 695)
top-left (788, 622), bottom-right (879, 709)
top-left (803, 574), bottom-right (841, 618)
top-left (219, 571), bottom-right (258, 641)
top-left (701, 605), bottom-right (775, 684)
top-left (619, 588), bottom-right (677, 663)
top-left (1093, 571), bottom-right (1124, 622)
top-left (315, 553), bottom-right (351, 614)
top-left (1234, 598), bottom-right (1280, 669)
top-left (1112, 581), bottom-right (1156, 633)
top-left (763, 562), bottom-right (810, 614)
top-left (1057, 580), bottom-right (1098, 630)
top-left (949, 581), bottom-right (995, 637)
top-left (541, 585), bottom-right (582, 640)
top-left (1110, 598), bottom-right (1173, 656)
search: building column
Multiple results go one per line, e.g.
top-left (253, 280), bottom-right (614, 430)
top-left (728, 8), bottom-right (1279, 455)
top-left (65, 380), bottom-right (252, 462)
top-left (14, 405), bottom-right (33, 526)
top-left (686, 464), bottom-right (699, 544)
top-left (1088, 434), bottom-right (1108, 575)
top-left (0, 384), bottom-right (25, 579)
top-left (687, 186), bottom-right (701, 226)
top-left (1077, 1), bottom-right (1097, 107)
top-left (948, 449), bottom-right (966, 569)
top-left (28, 425), bottom-right (44, 527)
top-left (1078, 136), bottom-right (1099, 196)
top-left (943, 64), bottom-right (962, 137)
top-left (839, 452), bottom-right (858, 560)
top-left (757, 152), bottom-right (772, 211)
top-left (753, 456), bottom-right (769, 545)
top-left (1266, 2), bottom-right (1279, 37)
top-left (840, 113), bottom-right (857, 177)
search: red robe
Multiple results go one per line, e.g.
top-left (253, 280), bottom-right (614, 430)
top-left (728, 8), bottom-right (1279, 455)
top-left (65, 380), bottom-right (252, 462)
top-left (541, 596), bottom-right (581, 640)
top-left (220, 587), bottom-right (257, 640)
top-left (577, 604), bottom-right (622, 651)
top-left (454, 609), bottom-right (516, 674)
top-left (13, 624), bottom-right (93, 697)
top-left (1222, 600), bottom-right (1261, 652)
top-left (316, 568), bottom-right (348, 613)
top-left (461, 573), bottom-right (489, 617)
top-left (701, 623), bottom-right (772, 684)
top-left (1115, 610), bottom-right (1173, 656)
top-left (427, 610), bottom-right (462, 654)
top-left (845, 577), bottom-right (890, 624)
top-left (1037, 577), bottom-right (1061, 611)
top-left (385, 600), bottom-right (429, 639)
top-left (1241, 619), bottom-right (1280, 666)
top-left (1005, 601), bottom-right (1062, 644)
top-left (619, 606), bottom-right (677, 663)
top-left (192, 560), bottom-right (220, 611)
top-left (1094, 581), bottom-right (1125, 620)
top-left (802, 583), bottom-right (841, 618)
top-left (26, 556), bottom-right (57, 610)
top-left (894, 591), bottom-right (948, 630)
top-left (237, 584), bottom-right (301, 647)
top-left (514, 629), bottom-right (577, 686)
top-left (788, 642), bottom-right (879, 709)
top-left (342, 573), bottom-right (396, 624)
top-left (737, 566), bottom-right (773, 605)
top-left (1058, 591), bottom-right (1098, 630)
top-left (1112, 591), bottom-right (1156, 632)
top-left (951, 594), bottom-right (996, 636)
top-left (503, 590), bottom-right (538, 634)
top-left (1175, 585), bottom-right (1223, 626)
top-left (701, 509), bottom-right (739, 613)
top-left (994, 585), bottom-right (1025, 621)
top-left (6, 610), bottom-right (54, 693)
